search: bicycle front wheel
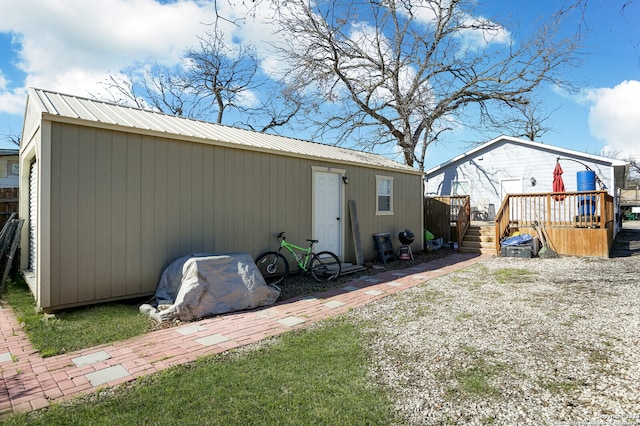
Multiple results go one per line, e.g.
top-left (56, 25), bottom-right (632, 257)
top-left (255, 251), bottom-right (289, 287)
top-left (310, 251), bottom-right (341, 282)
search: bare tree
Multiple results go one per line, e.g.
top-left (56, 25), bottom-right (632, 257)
top-left (100, 23), bottom-right (304, 132)
top-left (273, 0), bottom-right (580, 169)
top-left (476, 98), bottom-right (560, 142)
top-left (101, 66), bottom-right (205, 118)
top-left (101, 25), bottom-right (259, 125)
top-left (627, 158), bottom-right (640, 187)
top-left (1, 131), bottom-right (20, 147)
top-left (184, 29), bottom-right (260, 124)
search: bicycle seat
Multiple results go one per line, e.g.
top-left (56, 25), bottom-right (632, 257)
top-left (306, 239), bottom-right (319, 244)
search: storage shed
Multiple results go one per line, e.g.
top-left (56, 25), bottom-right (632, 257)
top-left (19, 88), bottom-right (423, 311)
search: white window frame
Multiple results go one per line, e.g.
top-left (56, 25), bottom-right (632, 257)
top-left (375, 175), bottom-right (394, 215)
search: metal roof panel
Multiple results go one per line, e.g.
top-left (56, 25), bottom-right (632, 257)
top-left (28, 88), bottom-right (418, 173)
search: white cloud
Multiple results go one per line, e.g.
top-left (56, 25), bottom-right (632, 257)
top-left (0, 86), bottom-right (26, 115)
top-left (398, 1), bottom-right (510, 51)
top-left (0, 0), bottom-right (221, 99)
top-left (458, 16), bottom-right (510, 50)
top-left (587, 80), bottom-right (640, 159)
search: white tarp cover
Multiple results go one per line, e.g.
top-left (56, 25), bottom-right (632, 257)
top-left (140, 253), bottom-right (280, 322)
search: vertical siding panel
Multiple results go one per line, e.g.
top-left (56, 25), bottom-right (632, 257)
top-left (363, 169), bottom-right (375, 259)
top-left (251, 151), bottom-right (269, 255)
top-left (294, 159), bottom-right (305, 239)
top-left (110, 132), bottom-right (128, 296)
top-left (77, 127), bottom-right (96, 302)
top-left (201, 145), bottom-right (215, 252)
top-left (126, 133), bottom-right (142, 294)
top-left (237, 150), bottom-right (256, 252)
top-left (282, 157), bottom-right (293, 236)
top-left (191, 143), bottom-right (204, 252)
top-left (212, 147), bottom-right (226, 253)
top-left (49, 126), bottom-right (62, 306)
top-left (272, 155), bottom-right (282, 237)
top-left (234, 149), bottom-right (248, 252)
top-left (179, 142), bottom-right (193, 256)
top-left (58, 125), bottom-right (79, 304)
top-left (231, 150), bottom-right (243, 252)
top-left (94, 130), bottom-right (113, 299)
top-left (140, 136), bottom-right (157, 291)
top-left (300, 160), bottom-right (311, 238)
top-left (226, 149), bottom-right (240, 252)
top-left (166, 141), bottom-right (181, 260)
top-left (265, 154), bottom-right (280, 248)
top-left (154, 139), bottom-right (169, 270)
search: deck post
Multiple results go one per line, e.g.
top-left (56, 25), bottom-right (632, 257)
top-left (546, 195), bottom-right (551, 228)
top-left (600, 192), bottom-right (605, 229)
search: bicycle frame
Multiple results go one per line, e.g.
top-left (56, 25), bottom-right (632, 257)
top-left (278, 238), bottom-right (313, 271)
top-left (255, 231), bottom-right (341, 286)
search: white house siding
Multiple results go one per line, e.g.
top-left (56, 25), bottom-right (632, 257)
top-left (425, 137), bottom-right (624, 212)
top-left (0, 155), bottom-right (19, 188)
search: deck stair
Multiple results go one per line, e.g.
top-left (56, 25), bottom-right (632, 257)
top-left (459, 223), bottom-right (495, 255)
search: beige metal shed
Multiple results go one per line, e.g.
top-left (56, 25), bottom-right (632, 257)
top-left (19, 88), bottom-right (424, 311)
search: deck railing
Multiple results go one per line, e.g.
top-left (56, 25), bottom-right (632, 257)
top-left (495, 190), bottom-right (614, 257)
top-left (455, 196), bottom-right (470, 246)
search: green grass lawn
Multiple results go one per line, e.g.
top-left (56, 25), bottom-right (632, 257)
top-left (3, 318), bottom-right (396, 425)
top-left (1, 277), bottom-right (157, 357)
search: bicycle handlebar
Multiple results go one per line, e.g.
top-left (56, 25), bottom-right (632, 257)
top-left (277, 231), bottom-right (285, 239)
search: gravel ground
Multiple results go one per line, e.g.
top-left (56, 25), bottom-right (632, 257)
top-left (348, 227), bottom-right (640, 425)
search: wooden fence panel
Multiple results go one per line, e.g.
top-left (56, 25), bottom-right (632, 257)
top-left (424, 195), bottom-right (469, 242)
top-left (424, 197), bottom-right (451, 241)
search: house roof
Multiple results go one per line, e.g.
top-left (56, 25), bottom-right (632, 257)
top-left (425, 135), bottom-right (628, 176)
top-left (23, 88), bottom-right (420, 175)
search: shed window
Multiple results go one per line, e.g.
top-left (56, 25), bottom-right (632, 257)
top-left (376, 175), bottom-right (393, 215)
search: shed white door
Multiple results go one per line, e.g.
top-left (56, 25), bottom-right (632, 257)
top-left (313, 171), bottom-right (342, 257)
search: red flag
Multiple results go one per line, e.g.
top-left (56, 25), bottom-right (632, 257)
top-left (553, 161), bottom-right (565, 201)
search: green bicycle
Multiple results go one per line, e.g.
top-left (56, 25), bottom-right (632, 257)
top-left (255, 232), bottom-right (341, 287)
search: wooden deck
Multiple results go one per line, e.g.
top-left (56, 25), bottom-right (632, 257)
top-left (425, 192), bottom-right (615, 258)
top-left (494, 191), bottom-right (614, 258)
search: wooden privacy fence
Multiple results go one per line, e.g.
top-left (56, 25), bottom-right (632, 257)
top-left (424, 195), bottom-right (470, 245)
top-left (495, 190), bottom-right (614, 257)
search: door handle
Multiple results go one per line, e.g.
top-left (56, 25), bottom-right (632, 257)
top-left (336, 217), bottom-right (340, 221)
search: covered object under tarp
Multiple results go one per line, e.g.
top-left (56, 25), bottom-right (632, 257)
top-left (140, 253), bottom-right (280, 322)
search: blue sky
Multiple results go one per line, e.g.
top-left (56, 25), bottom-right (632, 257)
top-left (1, 0), bottom-right (638, 169)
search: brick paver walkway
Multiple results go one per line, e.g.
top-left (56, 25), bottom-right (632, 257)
top-left (0, 253), bottom-right (490, 415)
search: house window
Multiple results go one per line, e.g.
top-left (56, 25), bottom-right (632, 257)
top-left (376, 175), bottom-right (393, 215)
top-left (8, 160), bottom-right (19, 177)
top-left (451, 180), bottom-right (469, 195)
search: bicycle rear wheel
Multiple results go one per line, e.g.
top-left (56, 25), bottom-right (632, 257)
top-left (310, 251), bottom-right (341, 282)
top-left (255, 251), bottom-right (289, 287)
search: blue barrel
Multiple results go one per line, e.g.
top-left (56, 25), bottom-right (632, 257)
top-left (578, 195), bottom-right (595, 215)
top-left (577, 170), bottom-right (596, 191)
